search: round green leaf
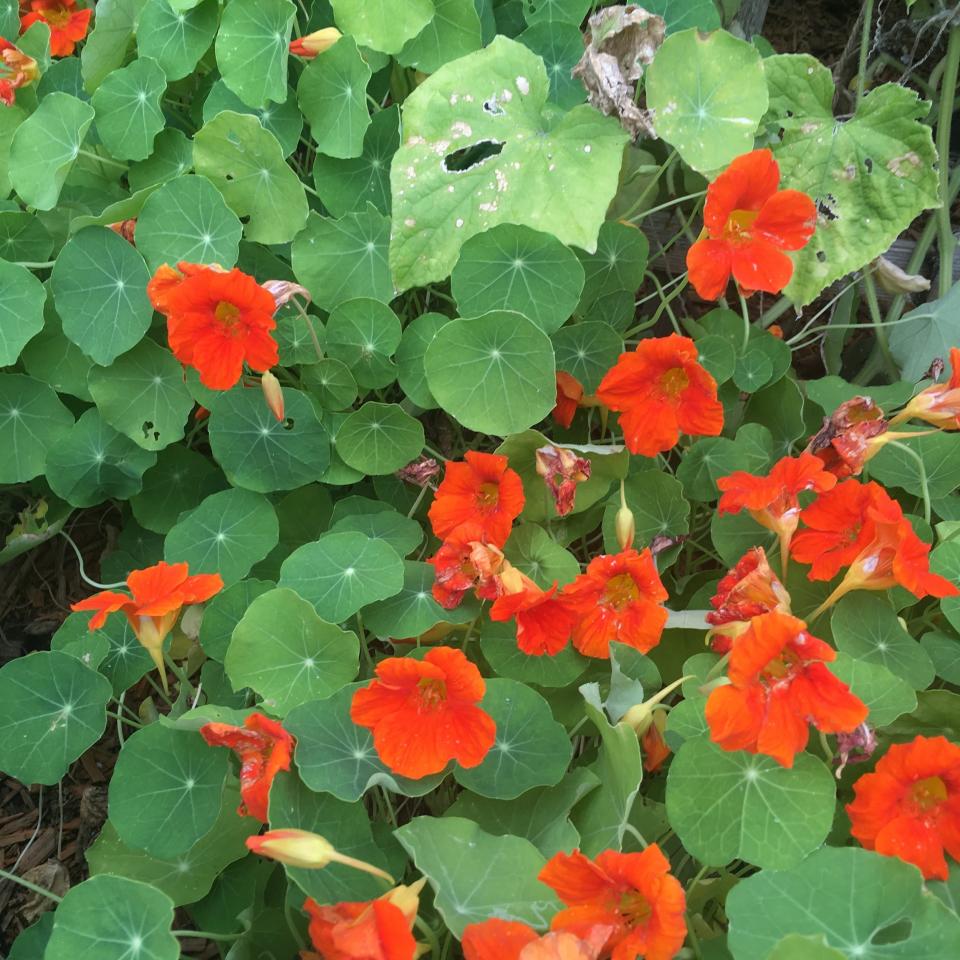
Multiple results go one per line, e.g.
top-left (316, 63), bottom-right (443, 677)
top-left (425, 311), bottom-right (556, 435)
top-left (481, 618), bottom-right (588, 687)
top-left (301, 358), bottom-right (359, 412)
top-left (202, 80), bottom-right (303, 158)
top-left (45, 875), bottom-right (179, 960)
top-left (0, 259), bottom-right (45, 365)
top-left (522, 0), bottom-right (589, 24)
top-left (330, 0), bottom-right (434, 55)
top-left (20, 298), bottom-right (94, 401)
top-left (51, 226), bottom-right (153, 366)
top-left (831, 653), bottom-right (917, 728)
top-left (198, 578), bottom-right (275, 661)
top-left (666, 735), bottom-right (836, 869)
top-left (397, 0), bottom-right (482, 73)
top-left (552, 321), bottom-right (623, 394)
top-left (8, 915), bottom-right (53, 960)
top-left (503, 523), bottom-right (581, 586)
top-left (225, 587), bottom-right (360, 714)
top-left (130, 444), bottom-right (224, 534)
top-left (711, 510), bottom-right (776, 567)
top-left (0, 651), bottom-right (110, 786)
top-left (452, 223), bottom-right (584, 334)
top-left (194, 111), bottom-right (308, 244)
top-left (336, 402), bottom-right (425, 475)
top-left (694, 333), bottom-right (737, 385)
top-left (322, 296), bottom-right (401, 388)
top-left (91, 57), bottom-right (166, 161)
top-left (517, 21), bottom-right (585, 108)
top-left (396, 311), bottom-right (446, 409)
top-left (286, 683), bottom-right (444, 801)
top-left (454, 678), bottom-right (571, 799)
top-left (164, 488), bottom-right (279, 586)
top-left (134, 175), bottom-right (243, 272)
top-left (207, 386), bottom-right (331, 492)
top-left (9, 93), bottom-right (94, 210)
top-left (0, 373), bottom-right (74, 483)
top-left (279, 531), bottom-right (404, 622)
top-left (645, 0), bottom-right (721, 31)
top-left (646, 28), bottom-right (768, 173)
top-left (601, 468), bottom-right (690, 551)
top-left (215, 0), bottom-right (294, 108)
top-left (46, 408), bottom-right (157, 507)
top-left (362, 560), bottom-right (467, 638)
top-left (51, 614), bottom-right (110, 671)
top-left (921, 630), bottom-right (960, 685)
top-left (0, 211), bottom-right (54, 263)
top-left (297, 34), bottom-right (372, 159)
top-left (129, 127), bottom-right (193, 191)
top-left (576, 220), bottom-right (649, 310)
top-left (733, 348), bottom-right (774, 393)
top-left (330, 508), bottom-right (424, 557)
top-left (137, 0), bottom-right (219, 81)
top-left (95, 616), bottom-right (155, 696)
top-left (676, 425), bottom-right (774, 502)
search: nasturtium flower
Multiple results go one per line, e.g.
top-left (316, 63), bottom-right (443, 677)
top-left (350, 646), bottom-right (496, 779)
top-left (427, 524), bottom-right (503, 610)
top-left (539, 845), bottom-right (687, 960)
top-left (596, 334), bottom-right (723, 457)
top-left (535, 445), bottom-right (591, 517)
top-left (489, 567), bottom-right (578, 657)
top-left (806, 396), bottom-right (895, 478)
top-left (301, 878), bottom-right (426, 960)
top-left (428, 451), bottom-right (525, 547)
top-left (462, 919), bottom-right (613, 960)
top-left (685, 148), bottom-right (816, 300)
top-left (553, 371), bottom-right (586, 429)
top-left (147, 262), bottom-right (280, 391)
top-left (20, 0), bottom-right (92, 57)
top-left (704, 611), bottom-right (867, 767)
top-left (290, 26), bottom-right (342, 58)
top-left (199, 713), bottom-right (294, 822)
top-left (562, 549), bottom-right (669, 659)
top-left (0, 38), bottom-right (38, 106)
top-left (890, 347), bottom-right (960, 430)
top-left (717, 452), bottom-right (837, 572)
top-left (847, 735), bottom-right (960, 881)
top-left (71, 561), bottom-right (223, 683)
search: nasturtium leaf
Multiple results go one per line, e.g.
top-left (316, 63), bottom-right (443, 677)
top-left (390, 35), bottom-right (630, 290)
top-left (9, 93), bottom-right (94, 210)
top-left (452, 224), bottom-right (585, 334)
top-left (804, 375), bottom-right (915, 417)
top-left (0, 103), bottom-right (24, 198)
top-left (292, 209), bottom-right (394, 312)
top-left (330, 0), bottom-right (434, 54)
top-left (91, 57), bottom-right (166, 161)
top-left (711, 510), bottom-right (776, 566)
top-left (134, 175), bottom-right (243, 272)
top-left (362, 561), bottom-right (461, 638)
top-left (395, 817), bottom-right (560, 936)
top-left (287, 684), bottom-right (444, 801)
top-left (207, 387), bottom-right (331, 492)
top-left (93, 615), bottom-right (154, 695)
top-left (931, 541), bottom-right (960, 636)
top-left (109, 722), bottom-right (229, 858)
top-left (666, 735), bottom-right (835, 869)
top-left (870, 432), bottom-right (960, 501)
top-left (831, 594), bottom-right (934, 690)
top-left (131, 445), bottom-right (223, 534)
top-left (0, 261), bottom-right (44, 369)
top-left (745, 376), bottom-right (807, 455)
top-left (521, 0), bottom-right (588, 24)
top-left (20, 300), bottom-right (95, 402)
top-left (198, 578), bottom-right (274, 661)
top-left (921, 630), bottom-right (960, 685)
top-left (297, 35), bottom-right (372, 159)
top-left (726, 846), bottom-right (960, 959)
top-left (164, 488), bottom-right (279, 585)
top-left (202, 80), bottom-right (304, 159)
top-left (677, 424), bottom-right (774, 502)
top-left (0, 651), bottom-right (110, 786)
top-left (51, 226), bottom-right (152, 366)
top-left (0, 0), bottom-right (17, 36)
top-left (7, 915), bottom-right (54, 960)
top-left (646, 28), bottom-right (768, 174)
top-left (336, 402), bottom-right (425, 475)
top-left (193, 111), bottom-right (308, 244)
top-left (0, 211), bottom-right (53, 263)
top-left (137, 0), bottom-right (219, 81)
top-left (80, 0), bottom-right (144, 91)
top-left (46, 408), bottom-right (157, 507)
top-left (396, 311), bottom-right (447, 409)
top-left (481, 618), bottom-right (589, 687)
top-left (765, 54), bottom-right (939, 306)
top-left (645, 0), bottom-right (721, 32)
top-left (552, 321), bottom-right (623, 393)
top-left (86, 796), bottom-right (258, 906)
top-left (503, 523), bottom-right (580, 589)
top-left (128, 127), bottom-right (192, 191)
top-left (313, 105), bottom-right (400, 216)
top-left (695, 333), bottom-right (737, 385)
top-left (50, 614), bottom-right (110, 671)
top-left (425, 311), bottom-right (556, 435)
top-left (454, 679), bottom-right (571, 798)
top-left (44, 875), bottom-right (179, 960)
top-left (87, 339), bottom-right (194, 451)
top-left (321, 296), bottom-right (401, 387)
top-left (329, 505), bottom-right (422, 558)
top-left (398, 0), bottom-right (483, 73)
top-left (279, 532), bottom-right (404, 622)
top-left (215, 0), bottom-right (294, 108)
top-left (733, 348), bottom-right (773, 393)
top-left (767, 935), bottom-right (847, 960)
top-left (601, 468), bottom-right (690, 551)
top-left (889, 282), bottom-right (960, 382)
top-left (301, 359), bottom-right (359, 412)
top-left (575, 220), bottom-right (649, 311)
top-left (831, 653), bottom-right (917, 728)
top-left (518, 21), bottom-right (586, 109)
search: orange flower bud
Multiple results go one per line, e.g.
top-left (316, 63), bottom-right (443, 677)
top-left (290, 27), bottom-right (342, 58)
top-left (246, 828), bottom-right (394, 882)
top-left (261, 370), bottom-right (285, 422)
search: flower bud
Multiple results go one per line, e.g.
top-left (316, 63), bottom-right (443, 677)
top-left (873, 256), bottom-right (930, 294)
top-left (290, 27), bottom-right (342, 58)
top-left (615, 480), bottom-right (635, 551)
top-left (246, 828), bottom-right (394, 882)
top-left (261, 370), bottom-right (285, 422)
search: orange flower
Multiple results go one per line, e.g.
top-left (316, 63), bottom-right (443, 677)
top-left (705, 547), bottom-right (791, 653)
top-left (685, 149), bottom-right (816, 300)
top-left (427, 451), bottom-right (525, 547)
top-left (641, 711), bottom-right (671, 774)
top-left (489, 568), bottom-right (578, 657)
top-left (71, 561), bottom-right (223, 682)
top-left (535, 445), bottom-right (591, 517)
top-left (554, 372), bottom-right (586, 429)
top-left (596, 334), bottom-right (723, 457)
top-left (704, 611), bottom-right (867, 767)
top-left (562, 549), bottom-right (668, 659)
top-left (350, 646), bottom-right (495, 779)
top-left (199, 713), bottom-right (294, 822)
top-left (462, 919), bottom-right (613, 960)
top-left (806, 397), bottom-right (893, 478)
top-left (147, 262), bottom-right (279, 390)
top-left (847, 735), bottom-right (960, 881)
top-left (890, 348), bottom-right (960, 430)
top-left (20, 0), bottom-right (92, 57)
top-left (0, 37), bottom-right (38, 106)
top-left (290, 27), bottom-right (342, 58)
top-left (427, 524), bottom-right (504, 610)
top-left (539, 845), bottom-right (687, 960)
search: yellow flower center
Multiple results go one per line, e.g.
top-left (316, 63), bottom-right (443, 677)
top-left (723, 208), bottom-right (759, 241)
top-left (603, 572), bottom-right (641, 611)
top-left (762, 649), bottom-right (801, 684)
top-left (659, 366), bottom-right (689, 399)
top-left (214, 300), bottom-right (242, 328)
top-left (476, 481), bottom-right (500, 510)
top-left (417, 678), bottom-right (447, 711)
top-left (43, 4), bottom-right (72, 27)
top-left (909, 776), bottom-right (948, 813)
top-left (619, 890), bottom-right (653, 926)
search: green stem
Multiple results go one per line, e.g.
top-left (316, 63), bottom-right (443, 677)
top-left (0, 867), bottom-right (63, 903)
top-left (738, 290), bottom-right (751, 352)
top-left (77, 148), bottom-right (128, 172)
top-left (936, 25), bottom-right (960, 298)
top-left (855, 0), bottom-right (875, 105)
top-left (861, 271), bottom-right (898, 380)
top-left (172, 929), bottom-right (242, 942)
top-left (757, 295), bottom-right (793, 330)
top-left (14, 260), bottom-right (56, 269)
top-left (886, 439), bottom-right (931, 524)
top-left (618, 148), bottom-right (677, 220)
top-left (630, 189), bottom-right (706, 223)
top-left (414, 916), bottom-right (441, 958)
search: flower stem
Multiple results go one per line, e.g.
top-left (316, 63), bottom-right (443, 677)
top-left (855, 0), bottom-right (875, 106)
top-left (738, 290), bottom-right (751, 353)
top-left (936, 25), bottom-right (960, 297)
top-left (885, 439), bottom-right (931, 524)
top-left (172, 930), bottom-right (242, 942)
top-left (60, 530), bottom-right (127, 590)
top-left (78, 148), bottom-right (129, 172)
top-left (0, 867), bottom-right (63, 903)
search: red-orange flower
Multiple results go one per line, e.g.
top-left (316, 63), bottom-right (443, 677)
top-left (596, 335), bottom-right (723, 457)
top-left (427, 524), bottom-right (504, 610)
top-left (540, 845), bottom-right (687, 960)
top-left (489, 568), bottom-right (578, 657)
top-left (199, 713), bottom-right (294, 822)
top-left (427, 451), bottom-right (525, 547)
top-left (717, 452), bottom-right (837, 572)
top-left (289, 27), bottom-right (342, 58)
top-left (0, 37), bottom-right (38, 106)
top-left (890, 347), bottom-right (960, 430)
top-left (71, 561), bottom-right (223, 679)
top-left (686, 148), bottom-right (816, 300)
top-left (147, 262), bottom-right (279, 390)
top-left (847, 735), bottom-right (960, 881)
top-left (20, 0), bottom-right (92, 57)
top-left (462, 919), bottom-right (613, 960)
top-left (562, 549), bottom-right (668, 659)
top-left (704, 611), bottom-right (867, 767)
top-left (554, 372), bottom-right (586, 429)
top-left (350, 646), bottom-right (495, 779)
top-left (806, 397), bottom-right (893, 479)
top-left (535, 445), bottom-right (591, 517)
